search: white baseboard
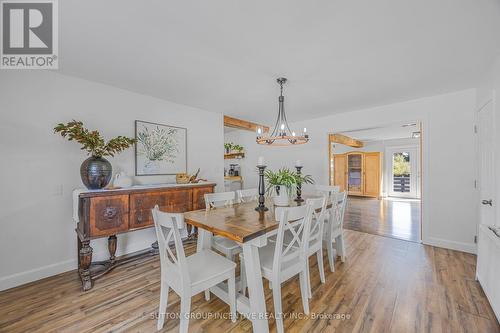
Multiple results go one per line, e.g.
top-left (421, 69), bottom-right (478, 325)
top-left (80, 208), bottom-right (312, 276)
top-left (0, 238), bottom-right (156, 292)
top-left (423, 237), bottom-right (477, 254)
top-left (0, 258), bottom-right (77, 292)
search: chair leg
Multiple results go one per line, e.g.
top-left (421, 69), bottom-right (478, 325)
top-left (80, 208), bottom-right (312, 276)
top-left (228, 275), bottom-right (237, 323)
top-left (326, 240), bottom-right (335, 272)
top-left (179, 295), bottom-right (191, 333)
top-left (299, 270), bottom-right (310, 315)
top-left (271, 279), bottom-right (284, 333)
top-left (240, 258), bottom-right (247, 295)
top-left (336, 234), bottom-right (346, 262)
top-left (306, 259), bottom-right (312, 299)
top-left (204, 289), bottom-right (210, 301)
top-left (269, 281), bottom-right (272, 290)
top-left (157, 282), bottom-right (170, 330)
top-left (317, 250), bottom-right (325, 284)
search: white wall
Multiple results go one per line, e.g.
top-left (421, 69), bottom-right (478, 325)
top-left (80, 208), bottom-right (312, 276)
top-left (0, 71), bottom-right (224, 291)
top-left (332, 137), bottom-right (421, 198)
top-left (242, 89), bottom-right (477, 253)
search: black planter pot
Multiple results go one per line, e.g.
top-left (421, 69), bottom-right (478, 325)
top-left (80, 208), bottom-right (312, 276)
top-left (80, 156), bottom-right (112, 189)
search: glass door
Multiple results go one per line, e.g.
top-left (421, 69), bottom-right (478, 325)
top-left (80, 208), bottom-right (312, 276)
top-left (347, 153), bottom-right (363, 195)
top-left (388, 147), bottom-right (418, 198)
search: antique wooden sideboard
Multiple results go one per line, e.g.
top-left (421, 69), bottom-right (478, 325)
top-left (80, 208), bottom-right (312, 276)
top-left (76, 182), bottom-right (215, 291)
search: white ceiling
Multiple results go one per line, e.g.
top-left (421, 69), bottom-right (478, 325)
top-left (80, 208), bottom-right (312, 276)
top-left (339, 121), bottom-right (419, 142)
top-left (60, 1), bottom-right (500, 124)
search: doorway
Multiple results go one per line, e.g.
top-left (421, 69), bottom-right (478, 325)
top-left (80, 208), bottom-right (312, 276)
top-left (329, 121), bottom-right (423, 242)
top-left (477, 99), bottom-right (496, 228)
top-left (387, 146), bottom-right (419, 198)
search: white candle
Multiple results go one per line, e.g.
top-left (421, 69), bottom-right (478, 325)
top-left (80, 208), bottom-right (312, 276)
top-left (258, 156), bottom-right (265, 166)
top-left (296, 160), bottom-right (302, 167)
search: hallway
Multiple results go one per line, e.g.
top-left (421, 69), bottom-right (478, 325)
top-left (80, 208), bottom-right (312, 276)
top-left (344, 196), bottom-right (421, 242)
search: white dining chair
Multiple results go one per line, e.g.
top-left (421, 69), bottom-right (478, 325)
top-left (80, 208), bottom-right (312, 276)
top-left (268, 197), bottom-right (327, 298)
top-left (204, 192), bottom-right (242, 298)
top-left (237, 188), bottom-right (258, 203)
top-left (152, 205), bottom-right (236, 333)
top-left (315, 185), bottom-right (340, 201)
top-left (274, 197), bottom-right (327, 298)
top-left (204, 192), bottom-right (242, 260)
top-left (240, 204), bottom-right (314, 333)
top-left (323, 191), bottom-right (348, 272)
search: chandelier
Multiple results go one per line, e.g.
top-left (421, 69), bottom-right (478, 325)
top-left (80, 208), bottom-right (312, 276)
top-left (256, 78), bottom-right (309, 146)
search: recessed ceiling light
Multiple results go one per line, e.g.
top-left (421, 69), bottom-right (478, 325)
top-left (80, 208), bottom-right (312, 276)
top-left (402, 123), bottom-right (417, 127)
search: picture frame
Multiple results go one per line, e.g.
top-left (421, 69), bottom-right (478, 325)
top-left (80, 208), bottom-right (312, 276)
top-left (135, 120), bottom-right (187, 176)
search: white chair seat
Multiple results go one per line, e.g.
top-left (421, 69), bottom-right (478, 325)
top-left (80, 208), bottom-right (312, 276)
top-left (213, 236), bottom-right (241, 251)
top-left (187, 250), bottom-right (236, 288)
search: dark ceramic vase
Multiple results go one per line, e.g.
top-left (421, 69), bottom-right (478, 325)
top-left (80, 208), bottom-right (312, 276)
top-left (80, 156), bottom-right (112, 189)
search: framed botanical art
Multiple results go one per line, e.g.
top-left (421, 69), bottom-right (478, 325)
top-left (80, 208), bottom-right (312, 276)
top-left (135, 120), bottom-right (187, 175)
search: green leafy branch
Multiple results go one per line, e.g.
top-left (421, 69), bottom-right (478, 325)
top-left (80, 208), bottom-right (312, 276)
top-left (54, 120), bottom-right (136, 157)
top-left (264, 167), bottom-right (314, 195)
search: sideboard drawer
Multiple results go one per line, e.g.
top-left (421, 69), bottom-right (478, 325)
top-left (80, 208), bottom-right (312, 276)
top-left (89, 195), bottom-right (129, 237)
top-left (130, 189), bottom-right (192, 229)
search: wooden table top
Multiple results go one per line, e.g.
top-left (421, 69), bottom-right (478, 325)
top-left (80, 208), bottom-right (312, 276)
top-left (184, 195), bottom-right (328, 243)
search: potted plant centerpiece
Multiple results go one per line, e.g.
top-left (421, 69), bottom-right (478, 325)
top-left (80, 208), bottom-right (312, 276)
top-left (265, 168), bottom-right (314, 206)
top-left (54, 120), bottom-right (136, 189)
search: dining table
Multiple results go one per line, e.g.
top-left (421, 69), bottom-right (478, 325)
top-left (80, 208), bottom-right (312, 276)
top-left (183, 195), bottom-right (332, 333)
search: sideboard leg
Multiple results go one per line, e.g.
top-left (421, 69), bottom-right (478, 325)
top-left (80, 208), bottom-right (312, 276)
top-left (151, 241), bottom-right (159, 255)
top-left (77, 236), bottom-right (82, 267)
top-left (108, 235), bottom-right (117, 264)
top-left (79, 240), bottom-right (93, 291)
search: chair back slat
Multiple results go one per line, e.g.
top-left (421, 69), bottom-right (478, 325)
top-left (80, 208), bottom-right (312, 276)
top-left (204, 191), bottom-right (235, 211)
top-left (306, 197), bottom-right (327, 244)
top-left (272, 204), bottom-right (314, 272)
top-left (237, 188), bottom-right (258, 203)
top-left (328, 191), bottom-right (347, 232)
top-left (315, 185), bottom-right (340, 203)
top-left (152, 205), bottom-right (189, 285)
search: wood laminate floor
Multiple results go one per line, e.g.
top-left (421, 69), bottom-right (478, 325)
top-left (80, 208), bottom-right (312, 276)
top-left (0, 230), bottom-right (498, 333)
top-left (344, 197), bottom-right (421, 242)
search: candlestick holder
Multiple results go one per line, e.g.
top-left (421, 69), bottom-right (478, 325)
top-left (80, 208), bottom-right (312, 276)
top-left (255, 165), bottom-right (269, 212)
top-left (294, 165), bottom-right (304, 202)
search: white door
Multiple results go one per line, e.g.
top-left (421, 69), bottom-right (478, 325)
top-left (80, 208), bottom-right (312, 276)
top-left (477, 99), bottom-right (496, 228)
top-left (387, 147), bottom-right (418, 198)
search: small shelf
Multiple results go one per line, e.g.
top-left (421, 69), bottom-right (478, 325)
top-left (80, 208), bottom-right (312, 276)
top-left (224, 152), bottom-right (245, 159)
top-left (224, 176), bottom-right (242, 181)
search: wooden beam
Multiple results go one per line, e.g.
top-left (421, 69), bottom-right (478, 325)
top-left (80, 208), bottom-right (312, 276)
top-left (224, 115), bottom-right (269, 133)
top-left (329, 133), bottom-right (364, 148)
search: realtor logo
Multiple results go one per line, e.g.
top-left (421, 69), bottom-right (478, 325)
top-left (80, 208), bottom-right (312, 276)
top-left (1, 0), bottom-right (58, 69)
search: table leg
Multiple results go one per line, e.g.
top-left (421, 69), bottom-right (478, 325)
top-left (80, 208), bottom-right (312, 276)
top-left (196, 228), bottom-right (212, 252)
top-left (242, 241), bottom-right (269, 333)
